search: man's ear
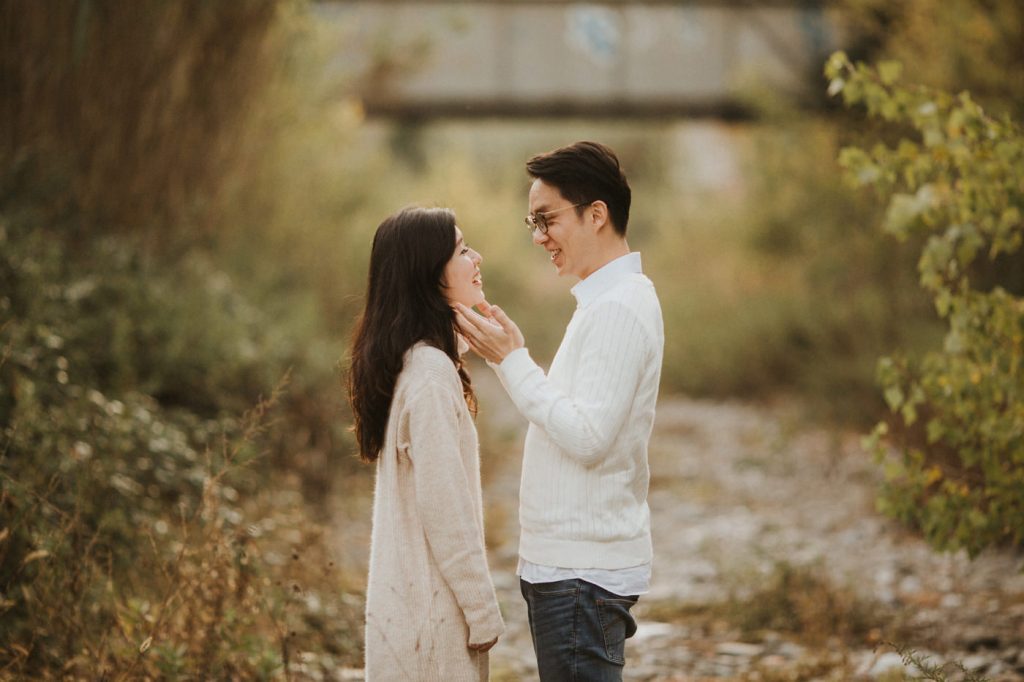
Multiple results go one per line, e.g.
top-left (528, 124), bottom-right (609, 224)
top-left (589, 200), bottom-right (610, 233)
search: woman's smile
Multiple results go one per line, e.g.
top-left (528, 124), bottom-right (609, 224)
top-left (445, 226), bottom-right (485, 307)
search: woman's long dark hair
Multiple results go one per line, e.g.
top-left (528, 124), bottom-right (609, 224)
top-left (347, 207), bottom-right (477, 462)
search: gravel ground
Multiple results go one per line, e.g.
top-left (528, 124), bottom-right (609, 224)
top-left (328, 368), bottom-right (1024, 681)
top-left (474, 374), bottom-right (1024, 682)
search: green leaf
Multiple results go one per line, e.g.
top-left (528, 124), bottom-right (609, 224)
top-left (952, 223), bottom-right (984, 268)
top-left (884, 185), bottom-right (936, 238)
top-left (878, 60), bottom-right (903, 86)
top-left (884, 385), bottom-right (905, 411)
top-left (935, 289), bottom-right (952, 317)
top-left (823, 51), bottom-right (850, 80)
top-left (923, 126), bottom-right (945, 147)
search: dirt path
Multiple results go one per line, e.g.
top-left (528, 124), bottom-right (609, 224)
top-left (472, 371), bottom-right (1024, 681)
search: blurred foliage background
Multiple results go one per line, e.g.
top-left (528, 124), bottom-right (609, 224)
top-left (0, 0), bottom-right (1020, 677)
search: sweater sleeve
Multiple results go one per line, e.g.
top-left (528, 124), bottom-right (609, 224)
top-left (494, 300), bottom-right (650, 465)
top-left (405, 379), bottom-right (505, 645)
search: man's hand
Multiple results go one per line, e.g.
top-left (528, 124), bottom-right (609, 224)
top-left (468, 636), bottom-right (499, 653)
top-left (454, 301), bottom-right (525, 364)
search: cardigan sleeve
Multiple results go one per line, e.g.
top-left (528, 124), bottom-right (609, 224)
top-left (405, 379), bottom-right (505, 645)
top-left (494, 299), bottom-right (651, 465)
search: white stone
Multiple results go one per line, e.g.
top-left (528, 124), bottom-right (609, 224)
top-left (898, 575), bottom-right (923, 594)
top-left (776, 641), bottom-right (806, 659)
top-left (864, 652), bottom-right (912, 677)
top-left (716, 641), bottom-right (763, 657)
top-left (632, 621), bottom-right (678, 641)
top-left (940, 592), bottom-right (964, 608)
top-left (961, 654), bottom-right (991, 672)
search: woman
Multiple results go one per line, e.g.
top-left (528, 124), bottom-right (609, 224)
top-left (348, 207), bottom-right (504, 681)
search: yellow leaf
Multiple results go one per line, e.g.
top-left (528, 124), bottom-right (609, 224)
top-left (0, 528), bottom-right (9, 544)
top-left (119, 617), bottom-right (133, 638)
top-left (21, 550), bottom-right (49, 566)
top-left (140, 636), bottom-right (153, 654)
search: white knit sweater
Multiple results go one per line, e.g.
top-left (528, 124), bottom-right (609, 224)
top-left (494, 253), bottom-right (663, 570)
top-left (364, 343), bottom-right (504, 682)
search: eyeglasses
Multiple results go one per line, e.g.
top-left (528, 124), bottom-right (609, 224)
top-left (524, 202), bottom-right (592, 235)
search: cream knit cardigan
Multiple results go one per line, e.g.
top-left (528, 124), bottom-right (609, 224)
top-left (364, 342), bottom-right (504, 682)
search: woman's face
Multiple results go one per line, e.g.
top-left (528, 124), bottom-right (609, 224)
top-left (442, 226), bottom-right (484, 308)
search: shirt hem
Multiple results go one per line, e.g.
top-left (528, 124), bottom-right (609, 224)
top-left (519, 534), bottom-right (653, 570)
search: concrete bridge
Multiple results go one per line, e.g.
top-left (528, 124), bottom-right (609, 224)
top-left (320, 0), bottom-right (843, 118)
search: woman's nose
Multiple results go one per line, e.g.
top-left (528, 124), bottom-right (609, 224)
top-left (471, 249), bottom-right (482, 265)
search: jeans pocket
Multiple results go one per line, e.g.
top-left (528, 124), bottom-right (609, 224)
top-left (595, 597), bottom-right (638, 665)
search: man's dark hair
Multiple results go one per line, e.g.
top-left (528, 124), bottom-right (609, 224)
top-left (526, 140), bottom-right (631, 236)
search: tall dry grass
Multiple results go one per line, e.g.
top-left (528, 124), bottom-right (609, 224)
top-left (0, 0), bottom-right (284, 237)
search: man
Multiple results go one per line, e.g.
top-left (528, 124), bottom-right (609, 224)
top-left (455, 141), bottom-right (664, 680)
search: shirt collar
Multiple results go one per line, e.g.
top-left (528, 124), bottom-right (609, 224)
top-left (570, 252), bottom-right (642, 308)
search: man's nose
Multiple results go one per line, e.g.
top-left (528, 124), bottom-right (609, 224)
top-left (532, 228), bottom-right (547, 246)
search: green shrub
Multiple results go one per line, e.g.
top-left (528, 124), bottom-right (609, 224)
top-left (724, 562), bottom-right (881, 646)
top-left (827, 52), bottom-right (1024, 556)
top-left (0, 213), bottom-right (285, 675)
top-left (0, 207), bottom-right (368, 677)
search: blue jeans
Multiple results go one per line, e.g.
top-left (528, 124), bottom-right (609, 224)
top-left (520, 578), bottom-right (639, 681)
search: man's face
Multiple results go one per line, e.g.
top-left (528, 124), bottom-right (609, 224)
top-left (528, 179), bottom-right (594, 280)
